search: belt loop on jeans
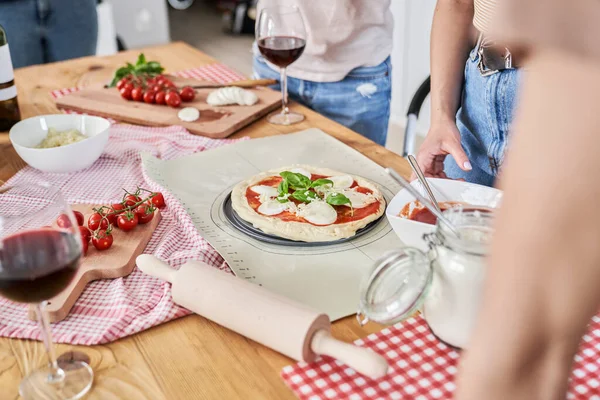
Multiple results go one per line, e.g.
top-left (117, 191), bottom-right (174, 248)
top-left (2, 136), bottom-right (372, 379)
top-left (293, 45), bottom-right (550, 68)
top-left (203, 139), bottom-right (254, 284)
top-left (476, 32), bottom-right (516, 77)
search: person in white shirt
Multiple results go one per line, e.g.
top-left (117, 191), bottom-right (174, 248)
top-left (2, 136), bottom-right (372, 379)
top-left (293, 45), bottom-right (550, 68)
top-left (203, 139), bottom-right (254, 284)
top-left (253, 0), bottom-right (394, 146)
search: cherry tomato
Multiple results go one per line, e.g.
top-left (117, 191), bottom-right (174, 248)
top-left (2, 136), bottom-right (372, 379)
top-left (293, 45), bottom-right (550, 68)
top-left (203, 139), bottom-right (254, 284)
top-left (88, 212), bottom-right (109, 231)
top-left (116, 78), bottom-right (129, 90)
top-left (56, 214), bottom-right (72, 228)
top-left (131, 87), bottom-right (144, 102)
top-left (124, 82), bottom-right (134, 91)
top-left (82, 239), bottom-right (89, 256)
top-left (120, 86), bottom-right (133, 100)
top-left (163, 79), bottom-right (175, 88)
top-left (134, 204), bottom-right (155, 224)
top-left (150, 84), bottom-right (161, 92)
top-left (179, 86), bottom-right (195, 102)
top-left (73, 210), bottom-right (84, 226)
top-left (166, 91), bottom-right (182, 108)
top-left (79, 226), bottom-right (91, 243)
top-left (155, 90), bottom-right (166, 105)
top-left (106, 203), bottom-right (126, 224)
top-left (143, 90), bottom-right (156, 104)
top-left (117, 212), bottom-right (139, 232)
top-left (151, 192), bottom-right (166, 208)
top-left (123, 194), bottom-right (141, 207)
top-left (156, 77), bottom-right (166, 86)
top-left (92, 230), bottom-right (113, 251)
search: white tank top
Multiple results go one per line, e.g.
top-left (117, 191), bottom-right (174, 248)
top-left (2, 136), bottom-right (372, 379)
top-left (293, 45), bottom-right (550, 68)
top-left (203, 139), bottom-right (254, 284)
top-left (473, 0), bottom-right (497, 33)
top-left (256, 0), bottom-right (394, 82)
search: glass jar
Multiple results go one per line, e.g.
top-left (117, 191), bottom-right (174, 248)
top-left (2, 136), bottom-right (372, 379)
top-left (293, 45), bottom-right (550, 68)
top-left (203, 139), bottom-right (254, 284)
top-left (357, 209), bottom-right (494, 349)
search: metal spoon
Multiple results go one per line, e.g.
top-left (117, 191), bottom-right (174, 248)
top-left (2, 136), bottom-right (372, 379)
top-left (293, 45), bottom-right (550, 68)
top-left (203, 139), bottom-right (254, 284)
top-left (407, 155), bottom-right (441, 212)
top-left (385, 167), bottom-right (461, 238)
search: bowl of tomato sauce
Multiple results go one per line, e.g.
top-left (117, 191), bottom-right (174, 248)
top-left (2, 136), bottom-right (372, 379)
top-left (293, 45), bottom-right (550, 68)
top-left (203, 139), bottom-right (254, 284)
top-left (386, 178), bottom-right (502, 251)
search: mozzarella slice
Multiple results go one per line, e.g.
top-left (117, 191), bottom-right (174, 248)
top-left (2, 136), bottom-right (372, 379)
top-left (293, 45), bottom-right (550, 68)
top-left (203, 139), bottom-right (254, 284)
top-left (289, 168), bottom-right (311, 180)
top-left (178, 107), bottom-right (200, 122)
top-left (206, 87), bottom-right (258, 106)
top-left (343, 190), bottom-right (376, 208)
top-left (297, 201), bottom-right (338, 225)
top-left (258, 200), bottom-right (289, 216)
top-left (250, 185), bottom-right (278, 197)
top-left (329, 175), bottom-right (354, 189)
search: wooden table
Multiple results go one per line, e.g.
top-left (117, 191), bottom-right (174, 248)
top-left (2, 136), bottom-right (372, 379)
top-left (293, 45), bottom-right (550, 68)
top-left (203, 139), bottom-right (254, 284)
top-left (0, 42), bottom-right (411, 399)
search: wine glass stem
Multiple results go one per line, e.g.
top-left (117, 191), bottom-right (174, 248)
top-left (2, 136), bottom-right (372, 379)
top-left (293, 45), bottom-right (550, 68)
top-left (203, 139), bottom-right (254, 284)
top-left (280, 67), bottom-right (289, 115)
top-left (35, 301), bottom-right (65, 383)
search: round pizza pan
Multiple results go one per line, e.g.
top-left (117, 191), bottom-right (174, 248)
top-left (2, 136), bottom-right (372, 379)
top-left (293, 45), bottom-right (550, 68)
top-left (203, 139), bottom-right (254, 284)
top-left (222, 192), bottom-right (385, 247)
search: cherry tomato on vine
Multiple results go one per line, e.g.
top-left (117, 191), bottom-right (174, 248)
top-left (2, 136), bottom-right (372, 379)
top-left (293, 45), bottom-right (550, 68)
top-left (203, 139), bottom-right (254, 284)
top-left (155, 90), bottom-right (166, 105)
top-left (117, 213), bottom-right (138, 231)
top-left (56, 214), bottom-right (72, 228)
top-left (105, 203), bottom-right (125, 224)
top-left (88, 212), bottom-right (108, 231)
top-left (131, 87), bottom-right (144, 102)
top-left (79, 226), bottom-right (91, 243)
top-left (124, 194), bottom-right (141, 207)
top-left (92, 230), bottom-right (113, 251)
top-left (134, 204), bottom-right (154, 224)
top-left (116, 77), bottom-right (129, 90)
top-left (73, 211), bottom-right (85, 226)
top-left (166, 91), bottom-right (181, 108)
top-left (124, 82), bottom-right (134, 91)
top-left (179, 86), bottom-right (195, 102)
top-left (120, 86), bottom-right (133, 100)
top-left (151, 192), bottom-right (166, 208)
top-left (143, 90), bottom-right (156, 104)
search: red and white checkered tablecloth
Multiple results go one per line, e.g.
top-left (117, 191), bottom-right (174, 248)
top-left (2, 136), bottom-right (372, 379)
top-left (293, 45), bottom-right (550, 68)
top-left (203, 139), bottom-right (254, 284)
top-left (0, 63), bottom-right (246, 345)
top-left (281, 315), bottom-right (600, 400)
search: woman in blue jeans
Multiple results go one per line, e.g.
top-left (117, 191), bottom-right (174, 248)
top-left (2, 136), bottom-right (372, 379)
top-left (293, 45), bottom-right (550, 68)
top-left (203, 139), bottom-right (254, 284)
top-left (253, 0), bottom-right (393, 146)
top-left (0, 0), bottom-right (97, 68)
top-left (415, 0), bottom-right (519, 187)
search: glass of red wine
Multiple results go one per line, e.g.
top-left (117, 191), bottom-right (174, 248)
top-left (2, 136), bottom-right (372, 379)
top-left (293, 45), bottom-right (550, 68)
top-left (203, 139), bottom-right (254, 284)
top-left (0, 183), bottom-right (93, 399)
top-left (257, 6), bottom-right (307, 125)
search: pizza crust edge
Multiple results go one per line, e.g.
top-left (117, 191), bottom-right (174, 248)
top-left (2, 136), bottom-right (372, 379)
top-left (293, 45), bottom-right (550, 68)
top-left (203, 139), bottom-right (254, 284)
top-left (231, 165), bottom-right (386, 242)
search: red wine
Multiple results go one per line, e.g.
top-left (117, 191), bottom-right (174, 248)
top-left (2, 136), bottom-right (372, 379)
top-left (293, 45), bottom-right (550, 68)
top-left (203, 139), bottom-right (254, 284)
top-left (0, 229), bottom-right (80, 303)
top-left (258, 36), bottom-right (306, 68)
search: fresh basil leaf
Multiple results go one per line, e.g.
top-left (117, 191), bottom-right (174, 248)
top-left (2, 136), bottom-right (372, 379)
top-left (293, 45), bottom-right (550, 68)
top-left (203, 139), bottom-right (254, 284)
top-left (276, 196), bottom-right (289, 203)
top-left (277, 180), bottom-right (289, 196)
top-left (311, 179), bottom-right (333, 188)
top-left (146, 61), bottom-right (164, 74)
top-left (280, 171), bottom-right (311, 190)
top-left (326, 193), bottom-right (352, 206)
top-left (126, 62), bottom-right (135, 70)
top-left (291, 190), bottom-right (319, 203)
top-left (108, 66), bottom-right (133, 87)
top-left (136, 53), bottom-right (147, 67)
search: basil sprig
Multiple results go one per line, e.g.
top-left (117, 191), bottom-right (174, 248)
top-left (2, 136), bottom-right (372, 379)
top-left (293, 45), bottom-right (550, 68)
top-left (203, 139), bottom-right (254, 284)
top-left (292, 190), bottom-right (319, 203)
top-left (326, 193), bottom-right (352, 207)
top-left (108, 53), bottom-right (165, 87)
top-left (311, 178), bottom-right (333, 188)
top-left (280, 171), bottom-right (311, 190)
top-left (276, 180), bottom-right (290, 203)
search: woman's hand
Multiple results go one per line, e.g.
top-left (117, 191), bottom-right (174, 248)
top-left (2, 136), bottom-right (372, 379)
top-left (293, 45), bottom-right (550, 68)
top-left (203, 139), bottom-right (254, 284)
top-left (414, 120), bottom-right (472, 179)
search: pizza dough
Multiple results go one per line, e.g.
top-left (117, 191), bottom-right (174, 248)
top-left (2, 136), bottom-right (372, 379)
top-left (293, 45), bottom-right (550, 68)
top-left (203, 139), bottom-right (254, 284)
top-left (231, 165), bottom-right (386, 242)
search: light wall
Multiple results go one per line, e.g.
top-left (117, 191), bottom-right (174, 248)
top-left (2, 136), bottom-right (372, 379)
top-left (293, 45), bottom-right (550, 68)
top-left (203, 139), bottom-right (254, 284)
top-left (390, 0), bottom-right (436, 138)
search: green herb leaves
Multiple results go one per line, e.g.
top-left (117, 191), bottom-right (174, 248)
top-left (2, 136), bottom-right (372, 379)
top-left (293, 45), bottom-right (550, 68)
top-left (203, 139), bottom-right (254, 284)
top-left (108, 53), bottom-right (165, 87)
top-left (310, 179), bottom-right (333, 188)
top-left (276, 180), bottom-right (290, 203)
top-left (291, 190), bottom-right (319, 203)
top-left (280, 171), bottom-right (311, 190)
top-left (326, 193), bottom-right (352, 207)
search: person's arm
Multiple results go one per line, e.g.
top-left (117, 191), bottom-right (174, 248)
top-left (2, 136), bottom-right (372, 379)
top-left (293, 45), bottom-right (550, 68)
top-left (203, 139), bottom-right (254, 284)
top-left (456, 44), bottom-right (600, 400)
top-left (414, 0), bottom-right (474, 178)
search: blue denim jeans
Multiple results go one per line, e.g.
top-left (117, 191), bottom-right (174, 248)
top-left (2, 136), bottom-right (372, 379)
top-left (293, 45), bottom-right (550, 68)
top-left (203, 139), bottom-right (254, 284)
top-left (0, 0), bottom-right (98, 68)
top-left (444, 48), bottom-right (521, 187)
top-left (253, 54), bottom-right (392, 146)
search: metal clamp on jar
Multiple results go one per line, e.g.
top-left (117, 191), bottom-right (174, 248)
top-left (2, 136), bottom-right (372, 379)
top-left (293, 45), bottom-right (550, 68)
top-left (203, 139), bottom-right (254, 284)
top-left (357, 208), bottom-right (494, 349)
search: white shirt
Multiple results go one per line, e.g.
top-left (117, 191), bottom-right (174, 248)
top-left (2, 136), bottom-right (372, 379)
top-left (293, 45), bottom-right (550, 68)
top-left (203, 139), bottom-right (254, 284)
top-left (256, 0), bottom-right (394, 83)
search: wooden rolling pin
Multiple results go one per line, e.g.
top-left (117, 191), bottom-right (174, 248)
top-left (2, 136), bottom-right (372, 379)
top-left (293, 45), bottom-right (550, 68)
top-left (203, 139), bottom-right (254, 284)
top-left (136, 255), bottom-right (389, 379)
top-left (189, 78), bottom-right (277, 89)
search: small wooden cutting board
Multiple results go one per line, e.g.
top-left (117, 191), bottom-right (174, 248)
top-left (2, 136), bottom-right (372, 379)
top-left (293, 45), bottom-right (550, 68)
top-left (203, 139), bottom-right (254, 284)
top-left (28, 204), bottom-right (161, 323)
top-left (54, 77), bottom-right (281, 139)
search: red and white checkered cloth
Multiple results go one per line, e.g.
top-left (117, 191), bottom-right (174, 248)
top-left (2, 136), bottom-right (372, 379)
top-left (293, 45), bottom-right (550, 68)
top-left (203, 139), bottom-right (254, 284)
top-left (0, 63), bottom-right (246, 345)
top-left (50, 63), bottom-right (246, 100)
top-left (281, 315), bottom-right (600, 400)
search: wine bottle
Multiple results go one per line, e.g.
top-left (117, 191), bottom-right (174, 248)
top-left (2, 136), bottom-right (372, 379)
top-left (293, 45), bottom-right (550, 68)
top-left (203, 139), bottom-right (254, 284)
top-left (0, 25), bottom-right (20, 131)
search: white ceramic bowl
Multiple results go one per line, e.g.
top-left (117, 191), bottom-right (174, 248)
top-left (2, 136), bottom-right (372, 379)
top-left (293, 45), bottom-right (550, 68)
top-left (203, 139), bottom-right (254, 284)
top-left (9, 114), bottom-right (110, 173)
top-left (386, 178), bottom-right (503, 251)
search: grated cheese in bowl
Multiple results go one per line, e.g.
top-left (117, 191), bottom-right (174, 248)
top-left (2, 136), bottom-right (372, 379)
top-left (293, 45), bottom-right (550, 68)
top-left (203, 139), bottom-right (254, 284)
top-left (36, 128), bottom-right (88, 149)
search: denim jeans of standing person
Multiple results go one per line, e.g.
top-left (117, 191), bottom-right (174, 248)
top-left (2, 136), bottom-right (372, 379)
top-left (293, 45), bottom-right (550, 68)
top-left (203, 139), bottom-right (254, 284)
top-left (253, 53), bottom-right (392, 146)
top-left (444, 48), bottom-right (521, 187)
top-left (0, 0), bottom-right (98, 68)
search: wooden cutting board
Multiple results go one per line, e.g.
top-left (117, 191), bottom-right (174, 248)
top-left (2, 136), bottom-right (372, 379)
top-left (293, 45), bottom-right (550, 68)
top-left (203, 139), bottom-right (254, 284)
top-left (28, 204), bottom-right (161, 323)
top-left (54, 77), bottom-right (282, 138)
